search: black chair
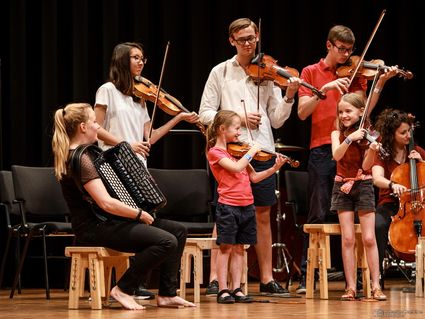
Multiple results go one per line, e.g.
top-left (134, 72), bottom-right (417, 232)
top-left (10, 165), bottom-right (74, 299)
top-left (148, 168), bottom-right (214, 236)
top-left (0, 171), bottom-right (22, 290)
top-left (284, 170), bottom-right (309, 232)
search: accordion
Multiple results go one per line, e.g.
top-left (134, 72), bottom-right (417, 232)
top-left (93, 141), bottom-right (167, 214)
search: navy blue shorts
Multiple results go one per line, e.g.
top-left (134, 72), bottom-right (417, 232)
top-left (251, 158), bottom-right (277, 206)
top-left (215, 203), bottom-right (257, 245)
top-left (330, 179), bottom-right (375, 212)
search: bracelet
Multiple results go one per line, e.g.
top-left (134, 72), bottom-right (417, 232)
top-left (388, 181), bottom-right (394, 190)
top-left (284, 96), bottom-right (294, 103)
top-left (243, 153), bottom-right (253, 162)
top-left (344, 137), bottom-right (352, 145)
top-left (373, 87), bottom-right (382, 94)
top-left (135, 208), bottom-right (143, 221)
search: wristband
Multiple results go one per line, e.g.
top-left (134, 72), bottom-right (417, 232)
top-left (243, 153), bottom-right (253, 162)
top-left (135, 208), bottom-right (143, 221)
top-left (344, 137), bottom-right (352, 145)
top-left (389, 181), bottom-right (394, 190)
top-left (373, 87), bottom-right (382, 94)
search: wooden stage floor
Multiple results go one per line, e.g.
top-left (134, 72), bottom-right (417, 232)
top-left (0, 279), bottom-right (424, 319)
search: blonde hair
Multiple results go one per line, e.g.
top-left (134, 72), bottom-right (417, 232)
top-left (206, 110), bottom-right (239, 152)
top-left (337, 93), bottom-right (365, 131)
top-left (228, 18), bottom-right (258, 38)
top-left (52, 103), bottom-right (92, 180)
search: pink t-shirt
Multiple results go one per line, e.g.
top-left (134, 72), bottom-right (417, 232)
top-left (207, 147), bottom-right (253, 206)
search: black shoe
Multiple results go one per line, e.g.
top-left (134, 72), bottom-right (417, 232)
top-left (217, 289), bottom-right (235, 304)
top-left (232, 287), bottom-right (253, 303)
top-left (133, 286), bottom-right (155, 300)
top-left (259, 280), bottom-right (290, 296)
top-left (206, 280), bottom-right (219, 295)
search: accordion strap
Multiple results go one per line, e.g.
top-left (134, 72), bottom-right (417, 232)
top-left (69, 144), bottom-right (108, 222)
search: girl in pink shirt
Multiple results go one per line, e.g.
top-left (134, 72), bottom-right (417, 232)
top-left (206, 110), bottom-right (286, 304)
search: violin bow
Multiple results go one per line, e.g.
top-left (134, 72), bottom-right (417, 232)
top-left (348, 9), bottom-right (386, 88)
top-left (241, 99), bottom-right (254, 144)
top-left (147, 41), bottom-right (170, 142)
top-left (256, 18), bottom-right (262, 113)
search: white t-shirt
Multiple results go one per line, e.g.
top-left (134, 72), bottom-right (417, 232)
top-left (95, 82), bottom-right (150, 163)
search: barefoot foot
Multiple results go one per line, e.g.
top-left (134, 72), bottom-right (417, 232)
top-left (157, 295), bottom-right (196, 308)
top-left (110, 286), bottom-right (145, 310)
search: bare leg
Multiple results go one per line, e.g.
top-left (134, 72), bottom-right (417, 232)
top-left (358, 211), bottom-right (381, 290)
top-left (255, 205), bottom-right (273, 283)
top-left (338, 211), bottom-right (356, 292)
top-left (110, 286), bottom-right (145, 310)
top-left (229, 245), bottom-right (244, 293)
top-left (209, 224), bottom-right (218, 282)
top-left (157, 295), bottom-right (196, 307)
top-left (217, 243), bottom-right (232, 296)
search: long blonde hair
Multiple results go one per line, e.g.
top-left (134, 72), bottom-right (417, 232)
top-left (206, 110), bottom-right (239, 152)
top-left (52, 103), bottom-right (92, 180)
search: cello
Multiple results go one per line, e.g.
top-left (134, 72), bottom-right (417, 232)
top-left (388, 123), bottom-right (425, 261)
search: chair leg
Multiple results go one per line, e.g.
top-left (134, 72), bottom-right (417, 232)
top-left (10, 231), bottom-right (33, 298)
top-left (41, 229), bottom-right (51, 300)
top-left (0, 231), bottom-right (13, 288)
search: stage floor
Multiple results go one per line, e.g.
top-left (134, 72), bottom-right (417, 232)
top-left (0, 279), bottom-right (424, 319)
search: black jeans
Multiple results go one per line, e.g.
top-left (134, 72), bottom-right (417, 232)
top-left (300, 145), bottom-right (337, 276)
top-left (79, 218), bottom-right (187, 297)
top-left (375, 202), bottom-right (398, 274)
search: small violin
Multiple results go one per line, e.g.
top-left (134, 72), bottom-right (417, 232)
top-left (245, 54), bottom-right (326, 100)
top-left (227, 142), bottom-right (300, 168)
top-left (133, 76), bottom-right (206, 135)
top-left (345, 118), bottom-right (389, 159)
top-left (336, 55), bottom-right (413, 80)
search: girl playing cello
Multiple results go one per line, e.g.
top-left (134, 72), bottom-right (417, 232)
top-left (372, 108), bottom-right (425, 286)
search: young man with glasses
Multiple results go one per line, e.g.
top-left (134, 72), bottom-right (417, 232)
top-left (295, 25), bottom-right (398, 294)
top-left (199, 18), bottom-right (301, 296)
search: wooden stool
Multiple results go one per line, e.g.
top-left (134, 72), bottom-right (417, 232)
top-left (65, 246), bottom-right (134, 309)
top-left (180, 238), bottom-right (248, 303)
top-left (303, 224), bottom-right (371, 299)
top-left (416, 237), bottom-right (425, 297)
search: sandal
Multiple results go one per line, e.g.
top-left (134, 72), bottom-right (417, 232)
top-left (341, 288), bottom-right (356, 301)
top-left (372, 288), bottom-right (387, 301)
top-left (217, 289), bottom-right (235, 304)
top-left (232, 287), bottom-right (253, 303)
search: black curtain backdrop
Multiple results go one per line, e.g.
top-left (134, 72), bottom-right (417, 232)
top-left (1, 0), bottom-right (424, 170)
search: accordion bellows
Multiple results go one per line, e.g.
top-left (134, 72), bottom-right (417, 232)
top-left (94, 142), bottom-right (167, 214)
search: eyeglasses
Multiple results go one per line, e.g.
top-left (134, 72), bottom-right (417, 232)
top-left (233, 35), bottom-right (257, 45)
top-left (331, 42), bottom-right (355, 54)
top-left (130, 55), bottom-right (148, 64)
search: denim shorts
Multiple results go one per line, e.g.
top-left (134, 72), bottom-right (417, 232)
top-left (251, 158), bottom-right (277, 206)
top-left (330, 179), bottom-right (375, 212)
top-left (215, 203), bottom-right (257, 245)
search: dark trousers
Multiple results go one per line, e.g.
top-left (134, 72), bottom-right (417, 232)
top-left (375, 202), bottom-right (398, 274)
top-left (81, 218), bottom-right (187, 297)
top-left (300, 145), bottom-right (337, 276)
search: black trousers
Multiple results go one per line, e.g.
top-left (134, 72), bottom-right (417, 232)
top-left (78, 218), bottom-right (187, 297)
top-left (375, 202), bottom-right (398, 274)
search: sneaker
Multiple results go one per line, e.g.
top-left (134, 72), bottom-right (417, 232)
top-left (295, 282), bottom-right (306, 294)
top-left (259, 280), bottom-right (290, 296)
top-left (133, 286), bottom-right (155, 300)
top-left (205, 280), bottom-right (219, 295)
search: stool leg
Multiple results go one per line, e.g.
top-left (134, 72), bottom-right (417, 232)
top-left (88, 253), bottom-right (102, 310)
top-left (318, 247), bottom-right (328, 300)
top-left (68, 254), bottom-right (82, 309)
top-left (306, 247), bottom-right (316, 299)
top-left (416, 241), bottom-right (424, 297)
top-left (193, 249), bottom-right (203, 303)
